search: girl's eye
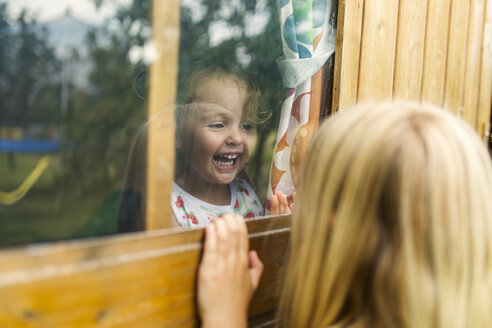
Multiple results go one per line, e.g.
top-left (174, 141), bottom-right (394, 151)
top-left (240, 123), bottom-right (255, 131)
top-left (208, 123), bottom-right (225, 129)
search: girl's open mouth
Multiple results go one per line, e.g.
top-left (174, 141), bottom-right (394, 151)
top-left (213, 153), bottom-right (239, 168)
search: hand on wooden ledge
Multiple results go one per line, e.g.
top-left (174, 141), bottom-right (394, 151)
top-left (198, 214), bottom-right (264, 328)
top-left (270, 191), bottom-right (295, 215)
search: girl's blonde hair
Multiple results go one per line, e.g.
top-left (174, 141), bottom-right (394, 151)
top-left (278, 102), bottom-right (492, 327)
top-left (184, 66), bottom-right (266, 125)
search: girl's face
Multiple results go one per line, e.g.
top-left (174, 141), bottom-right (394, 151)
top-left (182, 77), bottom-right (257, 187)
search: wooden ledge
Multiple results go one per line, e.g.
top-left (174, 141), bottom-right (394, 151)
top-left (0, 215), bottom-right (291, 327)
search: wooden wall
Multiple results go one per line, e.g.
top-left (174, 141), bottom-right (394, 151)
top-left (0, 216), bottom-right (290, 327)
top-left (333, 0), bottom-right (492, 140)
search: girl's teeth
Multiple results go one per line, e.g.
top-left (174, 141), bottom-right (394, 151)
top-left (215, 159), bottom-right (234, 166)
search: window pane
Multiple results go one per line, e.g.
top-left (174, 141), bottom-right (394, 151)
top-left (0, 0), bottom-right (150, 246)
top-left (167, 0), bottom-right (284, 227)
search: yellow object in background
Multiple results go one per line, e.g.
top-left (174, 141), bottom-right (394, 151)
top-left (0, 155), bottom-right (50, 206)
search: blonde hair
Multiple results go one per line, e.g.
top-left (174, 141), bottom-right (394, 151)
top-left (185, 66), bottom-right (266, 125)
top-left (278, 102), bottom-right (492, 327)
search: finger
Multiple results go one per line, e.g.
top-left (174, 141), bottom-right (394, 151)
top-left (270, 194), bottom-right (279, 215)
top-left (248, 250), bottom-right (264, 291)
top-left (201, 222), bottom-right (217, 266)
top-left (214, 216), bottom-right (230, 257)
top-left (221, 214), bottom-right (241, 253)
top-left (281, 193), bottom-right (289, 214)
top-left (235, 215), bottom-right (249, 258)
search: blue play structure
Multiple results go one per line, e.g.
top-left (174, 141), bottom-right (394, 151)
top-left (0, 138), bottom-right (59, 153)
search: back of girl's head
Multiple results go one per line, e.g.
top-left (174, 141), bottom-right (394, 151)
top-left (278, 102), bottom-right (492, 328)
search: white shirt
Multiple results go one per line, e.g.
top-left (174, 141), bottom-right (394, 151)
top-left (171, 178), bottom-right (264, 228)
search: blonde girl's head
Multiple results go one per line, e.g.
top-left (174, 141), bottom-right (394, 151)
top-left (278, 102), bottom-right (492, 328)
top-left (174, 66), bottom-right (269, 180)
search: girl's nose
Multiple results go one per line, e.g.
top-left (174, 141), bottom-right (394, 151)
top-left (226, 126), bottom-right (243, 145)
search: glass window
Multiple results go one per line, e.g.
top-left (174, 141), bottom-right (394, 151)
top-left (0, 0), bottom-right (337, 246)
top-left (0, 0), bottom-right (150, 246)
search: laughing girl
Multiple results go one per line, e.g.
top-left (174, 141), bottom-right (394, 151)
top-left (171, 67), bottom-right (265, 228)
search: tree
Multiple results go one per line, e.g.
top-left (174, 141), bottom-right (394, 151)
top-left (61, 0), bottom-right (150, 193)
top-left (0, 4), bottom-right (60, 127)
top-left (62, 0), bottom-right (283, 196)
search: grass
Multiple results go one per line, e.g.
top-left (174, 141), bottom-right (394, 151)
top-left (0, 153), bottom-right (121, 248)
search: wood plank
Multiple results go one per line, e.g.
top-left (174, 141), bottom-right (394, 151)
top-left (421, 0), bottom-right (452, 105)
top-left (393, 0), bottom-right (428, 100)
top-left (443, 0), bottom-right (471, 115)
top-left (337, 0), bottom-right (365, 110)
top-left (146, 0), bottom-right (180, 229)
top-left (462, 0), bottom-right (487, 128)
top-left (477, 0), bottom-right (492, 140)
top-left (0, 216), bottom-right (291, 327)
top-left (331, 0), bottom-right (345, 113)
top-left (357, 0), bottom-right (399, 101)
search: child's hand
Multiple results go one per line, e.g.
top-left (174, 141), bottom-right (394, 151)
top-left (270, 191), bottom-right (295, 215)
top-left (198, 214), bottom-right (263, 328)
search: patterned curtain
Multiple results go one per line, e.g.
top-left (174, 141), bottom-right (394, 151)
top-left (266, 0), bottom-right (336, 211)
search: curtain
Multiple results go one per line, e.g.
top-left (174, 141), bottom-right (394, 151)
top-left (266, 0), bottom-right (336, 211)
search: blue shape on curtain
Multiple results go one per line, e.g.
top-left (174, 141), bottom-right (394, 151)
top-left (280, 0), bottom-right (290, 7)
top-left (297, 44), bottom-right (312, 58)
top-left (313, 0), bottom-right (327, 28)
top-left (283, 14), bottom-right (299, 53)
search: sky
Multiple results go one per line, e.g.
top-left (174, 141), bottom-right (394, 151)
top-left (6, 0), bottom-right (130, 24)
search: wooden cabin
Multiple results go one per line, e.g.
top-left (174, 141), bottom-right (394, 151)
top-left (0, 0), bottom-right (490, 326)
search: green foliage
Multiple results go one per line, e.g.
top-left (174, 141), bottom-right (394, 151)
top-left (61, 1), bottom-right (149, 194)
top-left (176, 0), bottom-right (284, 192)
top-left (0, 2), bottom-right (61, 127)
top-left (63, 0), bottom-right (284, 194)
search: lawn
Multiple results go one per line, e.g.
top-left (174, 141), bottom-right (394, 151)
top-left (0, 153), bottom-right (121, 248)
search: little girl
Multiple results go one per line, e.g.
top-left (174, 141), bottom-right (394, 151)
top-left (171, 67), bottom-right (266, 228)
top-left (198, 102), bottom-right (492, 327)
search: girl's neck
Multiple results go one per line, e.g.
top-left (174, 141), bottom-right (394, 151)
top-left (176, 174), bottom-right (231, 206)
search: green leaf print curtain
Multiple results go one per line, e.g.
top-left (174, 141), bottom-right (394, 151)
top-left (266, 0), bottom-right (336, 211)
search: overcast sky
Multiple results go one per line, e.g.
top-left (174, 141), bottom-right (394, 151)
top-left (6, 0), bottom-right (130, 23)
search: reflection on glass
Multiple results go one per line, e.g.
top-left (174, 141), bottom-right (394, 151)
top-left (171, 0), bottom-right (284, 227)
top-left (118, 1), bottom-right (284, 231)
top-left (172, 68), bottom-right (266, 227)
top-left (0, 1), bottom-right (149, 246)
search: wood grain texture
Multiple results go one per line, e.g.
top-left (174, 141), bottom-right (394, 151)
top-left (357, 0), bottom-right (399, 101)
top-left (0, 216), bottom-right (291, 328)
top-left (337, 0), bottom-right (365, 110)
top-left (462, 0), bottom-right (486, 128)
top-left (146, 0), bottom-right (180, 230)
top-left (477, 0), bottom-right (492, 140)
top-left (393, 0), bottom-right (428, 100)
top-left (331, 0), bottom-right (345, 113)
top-left (421, 0), bottom-right (452, 105)
top-left (443, 0), bottom-right (471, 115)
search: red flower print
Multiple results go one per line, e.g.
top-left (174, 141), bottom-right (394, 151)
top-left (187, 214), bottom-right (198, 224)
top-left (244, 211), bottom-right (254, 218)
top-left (234, 199), bottom-right (240, 209)
top-left (175, 196), bottom-right (184, 208)
top-left (239, 187), bottom-right (250, 196)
